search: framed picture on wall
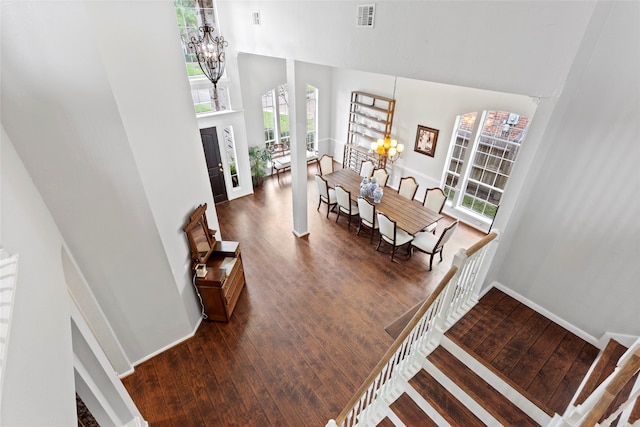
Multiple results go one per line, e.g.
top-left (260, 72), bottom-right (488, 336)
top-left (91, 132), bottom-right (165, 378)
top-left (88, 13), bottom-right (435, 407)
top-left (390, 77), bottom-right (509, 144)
top-left (414, 125), bottom-right (439, 157)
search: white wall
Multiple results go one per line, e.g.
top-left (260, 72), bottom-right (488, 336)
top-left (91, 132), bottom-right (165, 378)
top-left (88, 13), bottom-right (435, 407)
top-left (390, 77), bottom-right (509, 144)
top-left (219, 1), bottom-right (595, 98)
top-left (489, 1), bottom-right (640, 339)
top-left (328, 68), bottom-right (536, 205)
top-left (238, 53), bottom-right (288, 150)
top-left (1, 1), bottom-right (212, 366)
top-left (0, 128), bottom-right (77, 425)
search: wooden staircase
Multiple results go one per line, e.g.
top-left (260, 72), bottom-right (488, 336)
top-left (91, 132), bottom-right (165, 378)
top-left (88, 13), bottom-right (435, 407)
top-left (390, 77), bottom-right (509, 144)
top-left (329, 232), bottom-right (639, 427)
top-left (376, 288), bottom-right (603, 426)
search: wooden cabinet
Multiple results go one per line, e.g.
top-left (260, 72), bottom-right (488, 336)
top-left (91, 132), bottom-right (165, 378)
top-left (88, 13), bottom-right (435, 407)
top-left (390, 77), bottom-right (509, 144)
top-left (183, 203), bottom-right (246, 323)
top-left (344, 91), bottom-right (396, 171)
top-left (195, 241), bottom-right (245, 322)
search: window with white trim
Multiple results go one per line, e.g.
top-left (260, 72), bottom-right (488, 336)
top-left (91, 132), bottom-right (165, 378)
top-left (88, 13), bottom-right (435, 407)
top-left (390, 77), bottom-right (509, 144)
top-left (174, 0), bottom-right (230, 114)
top-left (443, 110), bottom-right (529, 221)
top-left (261, 84), bottom-right (318, 153)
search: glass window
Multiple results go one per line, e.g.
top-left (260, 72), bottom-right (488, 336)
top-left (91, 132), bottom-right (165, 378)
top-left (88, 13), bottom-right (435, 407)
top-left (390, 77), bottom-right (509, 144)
top-left (223, 126), bottom-right (239, 188)
top-left (306, 85), bottom-right (318, 152)
top-left (174, 0), bottom-right (229, 113)
top-left (262, 84), bottom-right (318, 155)
top-left (443, 110), bottom-right (529, 221)
top-left (262, 89), bottom-right (277, 151)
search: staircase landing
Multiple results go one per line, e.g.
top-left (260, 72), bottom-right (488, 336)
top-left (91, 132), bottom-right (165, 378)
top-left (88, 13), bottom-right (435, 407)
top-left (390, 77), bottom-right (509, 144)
top-left (380, 287), bottom-right (600, 426)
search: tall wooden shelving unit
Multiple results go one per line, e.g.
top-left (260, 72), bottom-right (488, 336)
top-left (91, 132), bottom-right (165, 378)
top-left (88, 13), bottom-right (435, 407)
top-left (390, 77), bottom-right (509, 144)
top-left (344, 91), bottom-right (396, 172)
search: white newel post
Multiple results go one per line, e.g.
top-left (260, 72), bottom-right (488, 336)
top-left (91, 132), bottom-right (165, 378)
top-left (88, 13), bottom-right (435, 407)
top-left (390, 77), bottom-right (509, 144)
top-left (470, 229), bottom-right (500, 302)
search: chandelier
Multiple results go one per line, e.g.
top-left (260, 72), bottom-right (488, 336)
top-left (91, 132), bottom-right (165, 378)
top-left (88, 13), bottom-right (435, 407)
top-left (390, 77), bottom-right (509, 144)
top-left (188, 4), bottom-right (229, 110)
top-left (370, 136), bottom-right (404, 168)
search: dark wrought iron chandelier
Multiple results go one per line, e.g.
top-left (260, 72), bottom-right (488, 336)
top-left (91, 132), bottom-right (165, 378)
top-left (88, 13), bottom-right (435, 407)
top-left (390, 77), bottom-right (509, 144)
top-left (188, 2), bottom-right (229, 109)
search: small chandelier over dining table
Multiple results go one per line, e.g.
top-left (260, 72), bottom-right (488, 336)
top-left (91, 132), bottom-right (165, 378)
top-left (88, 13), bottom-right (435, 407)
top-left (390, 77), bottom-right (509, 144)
top-left (371, 135), bottom-right (405, 168)
top-left (188, 1), bottom-right (229, 110)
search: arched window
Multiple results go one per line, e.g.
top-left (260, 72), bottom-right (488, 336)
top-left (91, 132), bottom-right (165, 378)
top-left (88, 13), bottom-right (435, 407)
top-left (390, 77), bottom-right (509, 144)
top-left (261, 84), bottom-right (318, 153)
top-left (443, 110), bottom-right (530, 221)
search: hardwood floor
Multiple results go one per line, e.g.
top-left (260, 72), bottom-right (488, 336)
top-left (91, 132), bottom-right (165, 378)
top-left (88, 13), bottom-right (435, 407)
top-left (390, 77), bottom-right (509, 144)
top-left (122, 164), bottom-right (485, 426)
top-left (446, 287), bottom-right (599, 416)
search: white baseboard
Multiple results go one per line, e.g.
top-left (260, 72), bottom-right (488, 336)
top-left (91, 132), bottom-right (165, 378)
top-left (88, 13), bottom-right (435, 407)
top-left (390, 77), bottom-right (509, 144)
top-left (596, 332), bottom-right (640, 349)
top-left (292, 229), bottom-right (310, 238)
top-left (121, 316), bottom-right (203, 378)
top-left (491, 281), bottom-right (599, 348)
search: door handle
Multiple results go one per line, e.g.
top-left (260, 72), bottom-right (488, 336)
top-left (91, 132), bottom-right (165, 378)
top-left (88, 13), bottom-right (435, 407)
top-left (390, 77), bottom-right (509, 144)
top-left (218, 163), bottom-right (224, 172)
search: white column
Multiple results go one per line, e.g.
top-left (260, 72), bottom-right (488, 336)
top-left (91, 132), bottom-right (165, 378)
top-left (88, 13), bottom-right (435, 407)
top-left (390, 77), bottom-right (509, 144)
top-left (286, 59), bottom-right (310, 237)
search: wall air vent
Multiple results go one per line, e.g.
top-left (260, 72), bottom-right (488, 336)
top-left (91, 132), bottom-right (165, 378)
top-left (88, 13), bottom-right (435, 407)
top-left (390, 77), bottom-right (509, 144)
top-left (356, 4), bottom-right (375, 28)
top-left (252, 11), bottom-right (261, 26)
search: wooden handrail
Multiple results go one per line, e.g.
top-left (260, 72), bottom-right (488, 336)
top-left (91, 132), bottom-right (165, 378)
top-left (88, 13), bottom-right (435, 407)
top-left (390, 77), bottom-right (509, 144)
top-left (334, 265), bottom-right (458, 425)
top-left (577, 346), bottom-right (640, 427)
top-left (332, 231), bottom-right (499, 427)
top-left (466, 231), bottom-right (497, 257)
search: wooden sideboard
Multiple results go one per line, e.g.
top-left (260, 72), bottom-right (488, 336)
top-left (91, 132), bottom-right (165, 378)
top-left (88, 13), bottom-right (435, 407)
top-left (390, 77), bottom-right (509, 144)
top-left (184, 203), bottom-right (246, 322)
top-left (195, 241), bottom-right (245, 322)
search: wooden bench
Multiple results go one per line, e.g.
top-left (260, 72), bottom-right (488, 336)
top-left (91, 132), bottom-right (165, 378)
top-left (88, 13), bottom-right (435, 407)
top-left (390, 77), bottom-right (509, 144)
top-left (270, 143), bottom-right (318, 182)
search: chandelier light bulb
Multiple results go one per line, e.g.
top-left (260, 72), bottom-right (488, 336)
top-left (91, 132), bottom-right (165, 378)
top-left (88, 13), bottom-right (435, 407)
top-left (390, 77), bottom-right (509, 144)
top-left (397, 143), bottom-right (405, 153)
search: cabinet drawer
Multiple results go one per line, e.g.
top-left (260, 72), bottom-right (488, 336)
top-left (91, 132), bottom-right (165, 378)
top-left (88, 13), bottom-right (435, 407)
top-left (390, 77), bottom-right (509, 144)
top-left (224, 262), bottom-right (243, 302)
top-left (224, 262), bottom-right (245, 315)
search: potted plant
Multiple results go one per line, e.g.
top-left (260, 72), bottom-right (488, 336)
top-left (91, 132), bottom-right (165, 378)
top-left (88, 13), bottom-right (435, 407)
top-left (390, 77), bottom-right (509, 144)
top-left (248, 146), bottom-right (272, 188)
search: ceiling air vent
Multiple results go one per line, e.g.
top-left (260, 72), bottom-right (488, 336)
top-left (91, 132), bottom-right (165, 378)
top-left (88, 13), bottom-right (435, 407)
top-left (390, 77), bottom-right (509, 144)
top-left (252, 11), bottom-right (261, 26)
top-left (356, 4), bottom-right (375, 28)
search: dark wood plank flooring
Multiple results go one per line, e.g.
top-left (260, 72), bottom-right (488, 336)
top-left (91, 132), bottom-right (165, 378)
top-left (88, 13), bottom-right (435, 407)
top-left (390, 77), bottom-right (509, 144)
top-left (122, 164), bottom-right (485, 426)
top-left (446, 287), bottom-right (600, 417)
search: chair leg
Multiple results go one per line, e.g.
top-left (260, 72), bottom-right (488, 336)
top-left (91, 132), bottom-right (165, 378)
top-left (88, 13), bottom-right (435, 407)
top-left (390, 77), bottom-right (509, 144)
top-left (376, 235), bottom-right (382, 251)
top-left (391, 245), bottom-right (396, 262)
top-left (370, 228), bottom-right (375, 243)
top-left (327, 203), bottom-right (331, 218)
top-left (429, 253), bottom-right (434, 271)
top-left (439, 250), bottom-right (443, 263)
top-left (357, 221), bottom-right (362, 236)
top-left (317, 197), bottom-right (322, 211)
top-left (335, 209), bottom-right (341, 222)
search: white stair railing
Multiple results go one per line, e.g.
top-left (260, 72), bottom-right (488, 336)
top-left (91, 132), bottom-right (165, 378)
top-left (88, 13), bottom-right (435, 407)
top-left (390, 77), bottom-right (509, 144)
top-left (327, 230), bottom-right (499, 427)
top-left (0, 249), bottom-right (19, 402)
top-left (558, 339), bottom-right (640, 427)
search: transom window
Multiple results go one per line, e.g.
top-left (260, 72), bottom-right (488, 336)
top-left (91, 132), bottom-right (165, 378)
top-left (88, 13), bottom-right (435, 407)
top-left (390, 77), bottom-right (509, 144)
top-left (443, 110), bottom-right (529, 221)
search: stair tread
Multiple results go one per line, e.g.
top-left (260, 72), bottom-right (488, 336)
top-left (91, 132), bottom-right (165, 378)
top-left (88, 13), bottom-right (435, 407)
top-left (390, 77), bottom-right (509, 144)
top-left (446, 289), bottom-right (599, 416)
top-left (450, 289), bottom-right (519, 350)
top-left (489, 311), bottom-right (551, 374)
top-left (574, 339), bottom-right (628, 405)
top-left (446, 287), bottom-right (506, 338)
top-left (527, 333), bottom-right (598, 414)
top-left (410, 369), bottom-right (485, 427)
top-left (604, 370), bottom-right (639, 426)
top-left (376, 416), bottom-right (397, 427)
top-left (428, 346), bottom-right (540, 426)
top-left (630, 393), bottom-right (640, 423)
top-left (389, 392), bottom-right (438, 427)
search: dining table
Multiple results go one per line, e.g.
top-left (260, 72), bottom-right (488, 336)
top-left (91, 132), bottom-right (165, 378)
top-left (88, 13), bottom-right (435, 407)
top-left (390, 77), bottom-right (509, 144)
top-left (322, 168), bottom-right (443, 235)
